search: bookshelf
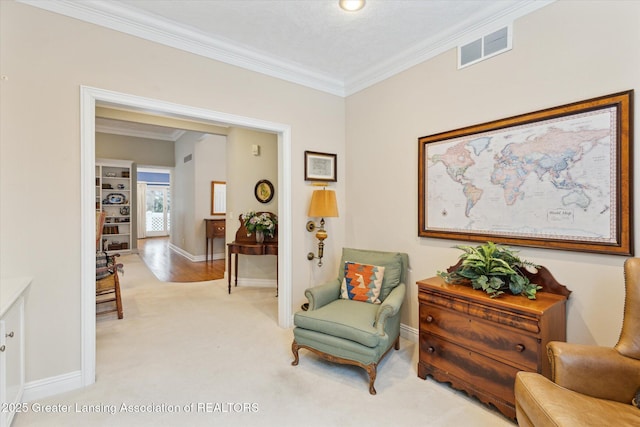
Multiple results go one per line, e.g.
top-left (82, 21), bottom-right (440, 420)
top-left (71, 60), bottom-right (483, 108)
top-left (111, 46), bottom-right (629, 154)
top-left (96, 159), bottom-right (132, 254)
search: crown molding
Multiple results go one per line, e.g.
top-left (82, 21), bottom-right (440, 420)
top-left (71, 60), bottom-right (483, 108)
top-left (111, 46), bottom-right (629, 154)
top-left (344, 1), bottom-right (554, 95)
top-left (20, 0), bottom-right (346, 96)
top-left (95, 122), bottom-right (186, 141)
top-left (20, 0), bottom-right (553, 98)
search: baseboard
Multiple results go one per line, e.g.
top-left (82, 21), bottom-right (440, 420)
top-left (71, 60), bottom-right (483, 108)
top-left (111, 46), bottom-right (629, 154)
top-left (22, 370), bottom-right (83, 402)
top-left (190, 252), bottom-right (225, 262)
top-left (400, 323), bottom-right (418, 343)
top-left (229, 276), bottom-right (278, 288)
top-left (167, 243), bottom-right (224, 262)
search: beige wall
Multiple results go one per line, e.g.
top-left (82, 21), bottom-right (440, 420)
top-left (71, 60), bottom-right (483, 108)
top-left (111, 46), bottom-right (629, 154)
top-left (171, 133), bottom-right (198, 255)
top-left (0, 1), bottom-right (345, 383)
top-left (198, 134), bottom-right (227, 257)
top-left (227, 128), bottom-right (279, 280)
top-left (96, 133), bottom-right (175, 167)
top-left (345, 0), bottom-right (640, 346)
top-left (172, 131), bottom-right (228, 257)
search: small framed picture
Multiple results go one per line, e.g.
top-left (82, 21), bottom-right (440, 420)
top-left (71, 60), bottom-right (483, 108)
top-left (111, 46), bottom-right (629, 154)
top-left (304, 151), bottom-right (337, 182)
top-left (255, 179), bottom-right (274, 204)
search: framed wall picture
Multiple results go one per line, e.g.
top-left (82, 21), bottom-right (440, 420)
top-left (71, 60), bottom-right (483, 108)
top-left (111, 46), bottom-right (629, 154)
top-left (305, 151), bottom-right (337, 182)
top-left (211, 181), bottom-right (226, 215)
top-left (255, 179), bottom-right (274, 204)
top-left (418, 90), bottom-right (633, 255)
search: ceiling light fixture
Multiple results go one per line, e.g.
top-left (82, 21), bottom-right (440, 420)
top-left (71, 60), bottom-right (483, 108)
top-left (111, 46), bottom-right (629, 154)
top-left (339, 0), bottom-right (366, 12)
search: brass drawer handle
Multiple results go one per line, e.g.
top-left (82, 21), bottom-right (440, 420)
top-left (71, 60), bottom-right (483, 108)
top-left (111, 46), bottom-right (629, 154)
top-left (425, 315), bottom-right (434, 323)
top-left (515, 344), bottom-right (525, 352)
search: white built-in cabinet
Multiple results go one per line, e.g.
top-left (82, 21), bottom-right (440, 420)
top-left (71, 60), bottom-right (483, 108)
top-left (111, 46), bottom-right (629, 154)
top-left (0, 277), bottom-right (30, 427)
top-left (96, 159), bottom-right (132, 254)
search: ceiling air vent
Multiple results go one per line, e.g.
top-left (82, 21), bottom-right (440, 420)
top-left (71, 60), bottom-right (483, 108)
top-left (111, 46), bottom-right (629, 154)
top-left (458, 25), bottom-right (512, 69)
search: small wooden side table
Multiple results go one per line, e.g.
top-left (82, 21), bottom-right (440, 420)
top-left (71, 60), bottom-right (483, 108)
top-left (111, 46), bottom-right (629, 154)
top-left (205, 219), bottom-right (225, 262)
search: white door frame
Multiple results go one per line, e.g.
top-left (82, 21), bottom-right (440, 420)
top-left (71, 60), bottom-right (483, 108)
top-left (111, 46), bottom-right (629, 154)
top-left (80, 86), bottom-right (292, 387)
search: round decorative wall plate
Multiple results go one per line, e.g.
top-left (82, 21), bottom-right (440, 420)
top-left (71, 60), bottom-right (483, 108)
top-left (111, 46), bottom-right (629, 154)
top-left (255, 179), bottom-right (274, 203)
top-left (105, 193), bottom-right (126, 204)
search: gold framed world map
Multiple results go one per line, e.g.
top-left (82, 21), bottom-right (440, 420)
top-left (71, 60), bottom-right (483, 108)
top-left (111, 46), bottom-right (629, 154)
top-left (418, 90), bottom-right (633, 256)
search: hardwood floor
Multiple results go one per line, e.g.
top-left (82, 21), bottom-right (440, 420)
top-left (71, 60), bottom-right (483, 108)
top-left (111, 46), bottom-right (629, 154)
top-left (137, 237), bottom-right (225, 282)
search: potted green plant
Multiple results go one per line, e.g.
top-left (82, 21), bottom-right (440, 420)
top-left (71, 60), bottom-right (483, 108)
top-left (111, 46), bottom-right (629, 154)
top-left (438, 242), bottom-right (542, 299)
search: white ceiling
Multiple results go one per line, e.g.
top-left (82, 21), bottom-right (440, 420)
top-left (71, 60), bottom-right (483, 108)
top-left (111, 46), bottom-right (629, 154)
top-left (24, 0), bottom-right (552, 96)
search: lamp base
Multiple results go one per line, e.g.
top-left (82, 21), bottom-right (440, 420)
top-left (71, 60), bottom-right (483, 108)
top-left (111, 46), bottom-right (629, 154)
top-left (307, 218), bottom-right (327, 266)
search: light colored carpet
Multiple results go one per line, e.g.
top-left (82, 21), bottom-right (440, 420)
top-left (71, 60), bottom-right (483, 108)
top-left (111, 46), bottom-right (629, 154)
top-left (14, 254), bottom-right (513, 426)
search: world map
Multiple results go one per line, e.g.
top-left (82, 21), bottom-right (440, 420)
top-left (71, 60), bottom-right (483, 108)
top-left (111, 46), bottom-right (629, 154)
top-left (425, 108), bottom-right (617, 243)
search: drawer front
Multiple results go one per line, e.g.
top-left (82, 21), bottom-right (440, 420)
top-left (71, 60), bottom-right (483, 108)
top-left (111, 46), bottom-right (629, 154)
top-left (212, 223), bottom-right (225, 237)
top-left (420, 303), bottom-right (539, 370)
top-left (420, 332), bottom-right (520, 406)
top-left (419, 290), bottom-right (541, 333)
top-left (207, 220), bottom-right (226, 237)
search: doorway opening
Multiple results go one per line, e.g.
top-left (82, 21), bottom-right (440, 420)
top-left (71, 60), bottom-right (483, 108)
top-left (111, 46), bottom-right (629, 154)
top-left (145, 186), bottom-right (170, 236)
top-left (137, 168), bottom-right (171, 238)
top-left (81, 86), bottom-right (292, 387)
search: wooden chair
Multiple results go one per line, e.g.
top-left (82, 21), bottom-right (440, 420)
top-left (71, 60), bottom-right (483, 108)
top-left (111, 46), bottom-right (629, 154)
top-left (96, 211), bottom-right (124, 319)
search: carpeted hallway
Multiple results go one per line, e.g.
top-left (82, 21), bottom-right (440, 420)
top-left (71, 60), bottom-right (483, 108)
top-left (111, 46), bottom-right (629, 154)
top-left (13, 254), bottom-right (512, 426)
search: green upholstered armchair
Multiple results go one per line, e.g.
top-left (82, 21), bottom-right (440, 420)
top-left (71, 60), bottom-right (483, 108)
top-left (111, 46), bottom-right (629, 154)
top-left (291, 248), bottom-right (409, 395)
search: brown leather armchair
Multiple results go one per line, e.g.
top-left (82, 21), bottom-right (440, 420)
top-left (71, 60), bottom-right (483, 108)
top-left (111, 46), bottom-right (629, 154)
top-left (514, 258), bottom-right (640, 426)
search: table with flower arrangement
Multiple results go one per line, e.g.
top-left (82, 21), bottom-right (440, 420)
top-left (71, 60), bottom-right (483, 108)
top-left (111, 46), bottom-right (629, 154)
top-left (227, 212), bottom-right (278, 295)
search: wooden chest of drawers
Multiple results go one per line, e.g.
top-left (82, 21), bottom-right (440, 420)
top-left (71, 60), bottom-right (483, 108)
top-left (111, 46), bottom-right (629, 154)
top-left (417, 275), bottom-right (568, 420)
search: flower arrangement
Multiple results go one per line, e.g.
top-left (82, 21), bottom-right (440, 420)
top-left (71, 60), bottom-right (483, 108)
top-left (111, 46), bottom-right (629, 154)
top-left (241, 211), bottom-right (277, 238)
top-left (438, 242), bottom-right (542, 299)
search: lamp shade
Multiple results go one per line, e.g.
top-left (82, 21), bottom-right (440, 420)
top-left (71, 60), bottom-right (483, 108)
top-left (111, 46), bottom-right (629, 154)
top-left (308, 189), bottom-right (339, 218)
